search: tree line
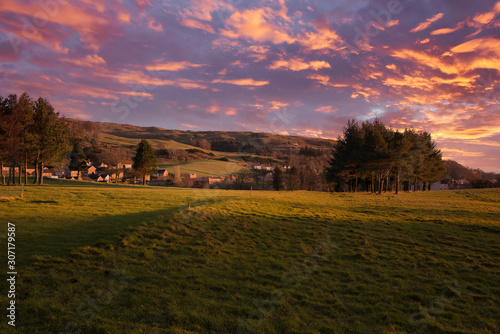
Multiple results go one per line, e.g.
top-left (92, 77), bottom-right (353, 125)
top-left (325, 119), bottom-right (447, 193)
top-left (0, 93), bottom-right (69, 185)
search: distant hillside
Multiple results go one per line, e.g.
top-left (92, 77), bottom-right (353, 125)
top-left (66, 119), bottom-right (336, 155)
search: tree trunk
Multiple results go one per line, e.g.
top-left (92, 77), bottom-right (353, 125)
top-left (413, 178), bottom-right (417, 192)
top-left (378, 171), bottom-right (383, 195)
top-left (354, 177), bottom-right (358, 192)
top-left (19, 162), bottom-right (22, 185)
top-left (33, 163), bottom-right (38, 184)
top-left (371, 175), bottom-right (374, 194)
top-left (395, 168), bottom-right (400, 194)
top-left (39, 162), bottom-right (44, 185)
top-left (143, 174), bottom-right (146, 185)
top-left (12, 165), bottom-right (16, 185)
top-left (7, 166), bottom-right (11, 186)
top-left (422, 181), bottom-right (426, 191)
top-left (24, 158), bottom-right (28, 185)
top-left (0, 161), bottom-right (4, 185)
top-left (428, 183), bottom-right (432, 191)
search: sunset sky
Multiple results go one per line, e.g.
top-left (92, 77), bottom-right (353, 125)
top-left (1, 0), bottom-right (499, 171)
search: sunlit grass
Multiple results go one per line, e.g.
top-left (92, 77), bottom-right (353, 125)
top-left (0, 183), bottom-right (498, 333)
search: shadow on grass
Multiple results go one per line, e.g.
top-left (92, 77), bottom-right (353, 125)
top-left (15, 207), bottom-right (185, 268)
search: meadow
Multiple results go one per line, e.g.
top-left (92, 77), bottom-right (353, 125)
top-left (157, 159), bottom-right (246, 177)
top-left (0, 180), bottom-right (499, 333)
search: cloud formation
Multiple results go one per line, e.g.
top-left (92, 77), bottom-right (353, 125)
top-left (0, 0), bottom-right (499, 172)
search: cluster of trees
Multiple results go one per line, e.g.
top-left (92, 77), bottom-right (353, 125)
top-left (326, 119), bottom-right (447, 193)
top-left (298, 146), bottom-right (324, 157)
top-left (0, 93), bottom-right (69, 185)
top-left (231, 153), bottom-right (329, 191)
top-left (210, 139), bottom-right (240, 152)
top-left (190, 138), bottom-right (211, 150)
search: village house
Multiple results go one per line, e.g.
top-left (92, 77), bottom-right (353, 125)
top-left (152, 169), bottom-right (168, 179)
top-left (85, 173), bottom-right (111, 183)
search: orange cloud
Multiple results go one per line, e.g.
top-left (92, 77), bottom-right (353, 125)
top-left (118, 12), bottom-right (131, 24)
top-left (212, 78), bottom-right (269, 86)
top-left (225, 108), bottom-right (237, 116)
top-left (298, 26), bottom-right (345, 52)
top-left (386, 20), bottom-right (399, 28)
top-left (431, 27), bottom-right (460, 35)
top-left (1, 0), bottom-right (108, 51)
top-left (206, 103), bottom-right (219, 114)
top-left (433, 126), bottom-right (500, 140)
top-left (62, 54), bottom-right (106, 67)
top-left (440, 148), bottom-right (484, 157)
top-left (119, 91), bottom-right (154, 99)
top-left (473, 11), bottom-right (496, 25)
top-left (221, 8), bottom-right (294, 44)
top-left (410, 13), bottom-right (444, 32)
top-left (95, 69), bottom-right (208, 89)
top-left (148, 17), bottom-right (163, 32)
top-left (245, 45), bottom-right (270, 62)
top-left (391, 49), bottom-right (459, 74)
top-left (315, 106), bottom-right (337, 113)
top-left (269, 101), bottom-right (289, 110)
top-left (268, 58), bottom-right (330, 71)
top-left (181, 123), bottom-right (200, 128)
top-left (146, 61), bottom-right (206, 71)
top-left (180, 17), bottom-right (215, 33)
top-left (416, 38), bottom-right (431, 44)
top-left (183, 0), bottom-right (231, 22)
top-left (307, 74), bottom-right (348, 87)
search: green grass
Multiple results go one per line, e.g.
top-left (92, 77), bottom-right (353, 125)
top-left (0, 184), bottom-right (499, 333)
top-left (100, 133), bottom-right (209, 151)
top-left (157, 159), bottom-right (247, 176)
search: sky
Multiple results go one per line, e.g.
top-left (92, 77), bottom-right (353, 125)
top-left (0, 0), bottom-right (499, 172)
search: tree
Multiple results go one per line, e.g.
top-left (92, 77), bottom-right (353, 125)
top-left (326, 120), bottom-right (365, 192)
top-left (233, 169), bottom-right (253, 190)
top-left (32, 97), bottom-right (69, 185)
top-left (69, 142), bottom-right (87, 179)
top-left (132, 139), bottom-right (157, 185)
top-left (325, 119), bottom-right (446, 194)
top-left (272, 165), bottom-right (283, 191)
top-left (390, 130), bottom-right (413, 194)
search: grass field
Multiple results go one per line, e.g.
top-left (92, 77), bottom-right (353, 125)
top-left (100, 133), bottom-right (209, 152)
top-left (0, 181), bottom-right (499, 333)
top-left (158, 159), bottom-right (247, 176)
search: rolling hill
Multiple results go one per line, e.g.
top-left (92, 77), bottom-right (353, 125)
top-left (67, 119), bottom-right (336, 155)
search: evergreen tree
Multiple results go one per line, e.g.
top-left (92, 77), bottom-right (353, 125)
top-left (272, 165), bottom-right (283, 191)
top-left (326, 120), bottom-right (364, 191)
top-left (69, 142), bottom-right (87, 179)
top-left (32, 97), bottom-right (69, 184)
top-left (132, 139), bottom-right (157, 185)
top-left (390, 130), bottom-right (413, 194)
top-left (326, 119), bottom-right (446, 194)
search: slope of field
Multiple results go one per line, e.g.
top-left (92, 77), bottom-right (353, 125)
top-left (100, 133), bottom-right (206, 152)
top-left (158, 159), bottom-right (246, 176)
top-left (0, 183), bottom-right (499, 333)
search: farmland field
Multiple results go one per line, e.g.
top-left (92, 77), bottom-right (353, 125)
top-left (157, 159), bottom-right (247, 176)
top-left (0, 181), bottom-right (499, 333)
